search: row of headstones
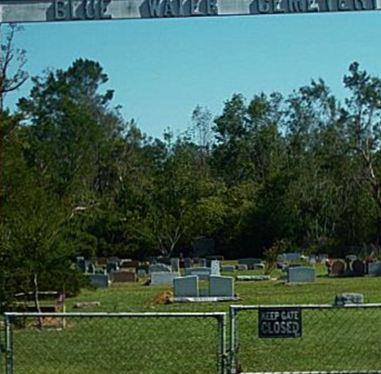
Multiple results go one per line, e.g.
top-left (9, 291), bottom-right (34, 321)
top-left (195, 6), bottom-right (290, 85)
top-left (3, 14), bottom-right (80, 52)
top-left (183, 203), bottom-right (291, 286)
top-left (149, 260), bottom-right (221, 285)
top-left (81, 256), bottom-right (266, 287)
top-left (330, 259), bottom-right (381, 277)
top-left (286, 260), bottom-right (381, 283)
top-left (77, 257), bottom-right (149, 288)
top-left (278, 253), bottom-right (329, 263)
top-left (151, 256), bottom-right (265, 270)
top-left (173, 275), bottom-right (234, 298)
top-left (149, 256), bottom-right (224, 269)
top-left (77, 257), bottom-right (145, 274)
top-left (149, 258), bottom-right (266, 285)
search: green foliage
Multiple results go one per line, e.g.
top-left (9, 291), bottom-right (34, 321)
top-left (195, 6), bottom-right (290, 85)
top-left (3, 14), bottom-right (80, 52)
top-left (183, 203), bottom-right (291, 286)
top-left (5, 58), bottom-right (381, 308)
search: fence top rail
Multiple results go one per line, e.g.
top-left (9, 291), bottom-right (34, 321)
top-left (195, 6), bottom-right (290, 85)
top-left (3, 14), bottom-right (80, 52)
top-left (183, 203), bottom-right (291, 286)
top-left (242, 371), bottom-right (381, 374)
top-left (4, 311), bottom-right (226, 318)
top-left (230, 303), bottom-right (381, 311)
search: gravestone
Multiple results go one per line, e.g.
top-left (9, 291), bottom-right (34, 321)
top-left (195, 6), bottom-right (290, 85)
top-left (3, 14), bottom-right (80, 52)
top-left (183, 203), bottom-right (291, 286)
top-left (209, 276), bottom-right (234, 297)
top-left (237, 275), bottom-right (271, 281)
top-left (221, 265), bottom-right (235, 272)
top-left (368, 262), bottom-right (381, 276)
top-left (345, 254), bottom-right (357, 262)
top-left (173, 276), bottom-right (199, 297)
top-left (287, 267), bottom-right (315, 283)
top-left (284, 253), bottom-right (300, 262)
top-left (351, 259), bottom-right (365, 275)
top-left (120, 260), bottom-right (139, 269)
top-left (106, 262), bottom-right (119, 274)
top-left (108, 256), bottom-right (121, 265)
top-left (150, 272), bottom-right (178, 285)
top-left (111, 270), bottom-right (137, 282)
top-left (184, 267), bottom-right (211, 280)
top-left (238, 258), bottom-right (262, 269)
top-left (335, 293), bottom-right (364, 306)
top-left (210, 260), bottom-right (221, 275)
top-left (87, 262), bottom-right (96, 274)
top-left (184, 258), bottom-right (192, 268)
top-left (170, 258), bottom-right (180, 273)
top-left (149, 263), bottom-right (171, 273)
top-left (331, 260), bottom-right (346, 276)
top-left (253, 263), bottom-right (265, 269)
top-left (89, 274), bottom-right (109, 288)
top-left (236, 264), bottom-right (248, 271)
top-left (137, 269), bottom-right (147, 277)
top-left (206, 255), bottom-right (224, 266)
top-left (318, 254), bottom-right (328, 263)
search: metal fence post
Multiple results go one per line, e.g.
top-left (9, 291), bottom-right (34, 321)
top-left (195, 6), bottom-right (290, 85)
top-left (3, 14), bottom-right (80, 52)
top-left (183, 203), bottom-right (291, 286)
top-left (4, 314), bottom-right (13, 374)
top-left (229, 306), bottom-right (237, 374)
top-left (217, 314), bottom-right (227, 374)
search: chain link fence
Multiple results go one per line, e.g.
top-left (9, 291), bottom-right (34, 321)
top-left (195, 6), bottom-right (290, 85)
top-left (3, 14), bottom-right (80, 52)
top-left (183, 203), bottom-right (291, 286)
top-left (229, 304), bottom-right (381, 374)
top-left (3, 312), bottom-right (226, 374)
top-left (0, 320), bottom-right (5, 373)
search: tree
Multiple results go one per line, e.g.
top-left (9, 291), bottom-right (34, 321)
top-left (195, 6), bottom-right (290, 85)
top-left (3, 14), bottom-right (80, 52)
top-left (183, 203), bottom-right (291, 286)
top-left (0, 24), bottom-right (28, 215)
top-left (342, 62), bottom-right (381, 246)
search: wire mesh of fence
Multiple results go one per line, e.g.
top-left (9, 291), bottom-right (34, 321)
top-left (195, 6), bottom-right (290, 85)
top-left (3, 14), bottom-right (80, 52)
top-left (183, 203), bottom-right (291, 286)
top-left (0, 320), bottom-right (5, 373)
top-left (230, 304), bottom-right (381, 374)
top-left (3, 312), bottom-right (226, 374)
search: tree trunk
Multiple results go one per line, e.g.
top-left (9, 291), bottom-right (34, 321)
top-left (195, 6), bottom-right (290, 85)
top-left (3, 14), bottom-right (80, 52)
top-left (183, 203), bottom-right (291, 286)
top-left (33, 273), bottom-right (43, 328)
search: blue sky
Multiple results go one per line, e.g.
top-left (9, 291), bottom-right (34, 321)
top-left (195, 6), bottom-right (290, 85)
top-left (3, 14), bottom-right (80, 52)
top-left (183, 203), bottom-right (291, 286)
top-left (5, 11), bottom-right (381, 138)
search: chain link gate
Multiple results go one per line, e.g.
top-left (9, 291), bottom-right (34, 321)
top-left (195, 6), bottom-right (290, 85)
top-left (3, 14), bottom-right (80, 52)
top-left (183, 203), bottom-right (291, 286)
top-left (229, 304), bottom-right (381, 374)
top-left (0, 318), bottom-right (5, 373)
top-left (3, 312), bottom-right (227, 374)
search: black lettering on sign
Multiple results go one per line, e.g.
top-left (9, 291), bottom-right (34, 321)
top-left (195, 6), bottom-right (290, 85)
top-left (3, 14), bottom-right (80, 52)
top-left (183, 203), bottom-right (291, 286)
top-left (258, 307), bottom-right (302, 338)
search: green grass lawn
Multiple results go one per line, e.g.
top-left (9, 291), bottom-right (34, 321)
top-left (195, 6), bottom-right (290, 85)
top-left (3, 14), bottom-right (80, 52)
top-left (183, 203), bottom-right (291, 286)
top-left (6, 263), bottom-right (381, 373)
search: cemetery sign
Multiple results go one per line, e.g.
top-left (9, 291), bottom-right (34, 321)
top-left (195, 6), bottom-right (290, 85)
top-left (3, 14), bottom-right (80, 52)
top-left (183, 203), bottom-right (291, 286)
top-left (258, 307), bottom-right (302, 338)
top-left (0, 0), bottom-right (379, 23)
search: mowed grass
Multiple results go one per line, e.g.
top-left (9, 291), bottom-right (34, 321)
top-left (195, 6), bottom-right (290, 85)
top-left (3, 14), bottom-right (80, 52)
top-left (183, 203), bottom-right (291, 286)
top-left (8, 263), bottom-right (381, 373)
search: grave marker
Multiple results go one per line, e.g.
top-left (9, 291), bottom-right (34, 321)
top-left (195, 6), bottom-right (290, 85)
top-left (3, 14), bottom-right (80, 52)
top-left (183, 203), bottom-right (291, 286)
top-left (150, 272), bottom-right (178, 285)
top-left (173, 276), bottom-right (199, 297)
top-left (209, 275), bottom-right (234, 297)
top-left (287, 267), bottom-right (315, 283)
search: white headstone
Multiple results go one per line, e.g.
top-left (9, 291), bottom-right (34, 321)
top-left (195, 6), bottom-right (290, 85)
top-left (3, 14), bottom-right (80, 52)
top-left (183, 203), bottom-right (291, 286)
top-left (211, 260), bottom-right (220, 275)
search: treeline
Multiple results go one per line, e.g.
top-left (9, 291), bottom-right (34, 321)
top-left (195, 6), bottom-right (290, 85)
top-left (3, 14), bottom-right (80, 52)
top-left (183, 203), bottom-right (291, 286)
top-left (2, 56), bottom-right (381, 301)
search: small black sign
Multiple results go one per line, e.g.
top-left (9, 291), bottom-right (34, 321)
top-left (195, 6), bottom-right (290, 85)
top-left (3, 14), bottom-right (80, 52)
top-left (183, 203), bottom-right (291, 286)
top-left (258, 307), bottom-right (302, 338)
